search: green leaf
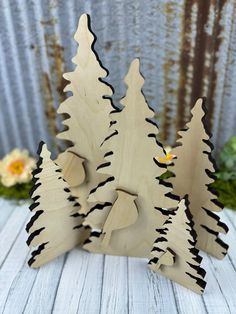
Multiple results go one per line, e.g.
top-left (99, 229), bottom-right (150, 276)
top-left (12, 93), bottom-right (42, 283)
top-left (159, 170), bottom-right (174, 180)
top-left (218, 136), bottom-right (236, 181)
top-left (0, 181), bottom-right (32, 200)
top-left (211, 179), bottom-right (236, 211)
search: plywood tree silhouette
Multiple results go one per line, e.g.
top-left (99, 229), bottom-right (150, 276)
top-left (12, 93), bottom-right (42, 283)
top-left (149, 196), bottom-right (206, 294)
top-left (56, 13), bottom-right (113, 215)
top-left (167, 98), bottom-right (228, 259)
top-left (84, 59), bottom-right (178, 257)
top-left (26, 142), bottom-right (89, 268)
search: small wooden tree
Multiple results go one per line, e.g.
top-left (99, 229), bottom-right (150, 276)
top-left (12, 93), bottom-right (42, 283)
top-left (26, 142), bottom-right (89, 268)
top-left (84, 59), bottom-right (178, 257)
top-left (56, 14), bottom-right (114, 215)
top-left (167, 98), bottom-right (228, 259)
top-left (149, 196), bottom-right (206, 294)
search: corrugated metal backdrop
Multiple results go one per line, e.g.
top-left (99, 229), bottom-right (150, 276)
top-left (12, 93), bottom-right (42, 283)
top-left (0, 0), bottom-right (236, 158)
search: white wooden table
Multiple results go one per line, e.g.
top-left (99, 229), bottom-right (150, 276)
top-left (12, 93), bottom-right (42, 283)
top-left (0, 198), bottom-right (235, 314)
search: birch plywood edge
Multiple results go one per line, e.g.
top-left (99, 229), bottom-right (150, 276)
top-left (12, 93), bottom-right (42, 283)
top-left (26, 142), bottom-right (90, 268)
top-left (84, 59), bottom-right (179, 258)
top-left (56, 13), bottom-right (114, 215)
top-left (149, 196), bottom-right (207, 295)
top-left (167, 98), bottom-right (229, 259)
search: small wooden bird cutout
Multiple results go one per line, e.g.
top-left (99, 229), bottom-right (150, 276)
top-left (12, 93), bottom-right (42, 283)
top-left (102, 189), bottom-right (138, 248)
top-left (57, 150), bottom-right (86, 187)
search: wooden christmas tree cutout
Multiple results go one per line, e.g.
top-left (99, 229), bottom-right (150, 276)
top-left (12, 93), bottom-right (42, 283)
top-left (83, 58), bottom-right (179, 257)
top-left (24, 14), bottom-right (229, 294)
top-left (149, 196), bottom-right (207, 294)
top-left (26, 142), bottom-right (90, 268)
top-left (56, 13), bottom-right (114, 215)
top-left (167, 98), bottom-right (228, 259)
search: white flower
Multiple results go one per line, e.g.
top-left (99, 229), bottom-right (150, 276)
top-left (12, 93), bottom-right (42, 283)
top-left (156, 146), bottom-right (176, 165)
top-left (0, 149), bottom-right (36, 187)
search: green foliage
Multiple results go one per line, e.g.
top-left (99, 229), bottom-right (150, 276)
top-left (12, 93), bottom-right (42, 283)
top-left (217, 136), bottom-right (236, 181)
top-left (211, 179), bottom-right (236, 211)
top-left (0, 181), bottom-right (32, 200)
top-left (213, 136), bottom-right (236, 210)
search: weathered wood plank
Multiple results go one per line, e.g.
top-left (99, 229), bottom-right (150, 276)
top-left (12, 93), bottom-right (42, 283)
top-left (207, 255), bottom-right (236, 311)
top-left (0, 199), bottom-right (16, 231)
top-left (201, 253), bottom-right (230, 314)
top-left (52, 249), bottom-right (104, 314)
top-left (23, 255), bottom-right (66, 314)
top-left (128, 257), bottom-right (178, 314)
top-left (100, 255), bottom-right (128, 314)
top-left (2, 254), bottom-right (39, 314)
top-left (171, 279), bottom-right (206, 314)
top-left (225, 209), bottom-right (236, 227)
top-left (0, 204), bottom-right (29, 267)
top-left (201, 210), bottom-right (236, 313)
top-left (0, 202), bottom-right (234, 314)
top-left (0, 213), bottom-right (30, 313)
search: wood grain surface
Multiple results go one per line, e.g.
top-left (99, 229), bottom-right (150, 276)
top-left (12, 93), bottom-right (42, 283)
top-left (0, 198), bottom-right (235, 313)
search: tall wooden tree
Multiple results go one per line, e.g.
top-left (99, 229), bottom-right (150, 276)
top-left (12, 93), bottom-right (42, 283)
top-left (56, 14), bottom-right (114, 215)
top-left (84, 59), bottom-right (178, 257)
top-left (149, 196), bottom-right (207, 294)
top-left (167, 98), bottom-right (228, 259)
top-left (26, 142), bottom-right (89, 268)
